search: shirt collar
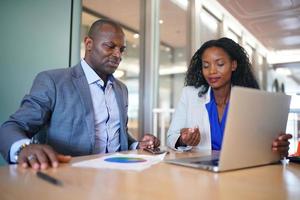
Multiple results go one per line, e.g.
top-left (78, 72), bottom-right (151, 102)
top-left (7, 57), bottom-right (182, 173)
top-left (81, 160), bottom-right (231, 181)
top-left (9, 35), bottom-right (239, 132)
top-left (80, 59), bottom-right (115, 86)
top-left (203, 87), bottom-right (212, 103)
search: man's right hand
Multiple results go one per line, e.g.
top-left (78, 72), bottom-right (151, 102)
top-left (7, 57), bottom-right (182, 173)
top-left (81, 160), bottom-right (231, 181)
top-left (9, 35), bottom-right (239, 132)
top-left (179, 127), bottom-right (201, 146)
top-left (18, 144), bottom-right (71, 170)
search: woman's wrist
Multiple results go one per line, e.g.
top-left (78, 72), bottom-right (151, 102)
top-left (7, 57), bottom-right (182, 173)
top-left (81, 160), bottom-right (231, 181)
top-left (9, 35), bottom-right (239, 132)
top-left (175, 135), bottom-right (186, 148)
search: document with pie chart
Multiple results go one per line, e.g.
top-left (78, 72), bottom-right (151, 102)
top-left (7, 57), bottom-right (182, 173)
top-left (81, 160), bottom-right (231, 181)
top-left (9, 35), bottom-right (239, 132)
top-left (72, 153), bottom-right (167, 171)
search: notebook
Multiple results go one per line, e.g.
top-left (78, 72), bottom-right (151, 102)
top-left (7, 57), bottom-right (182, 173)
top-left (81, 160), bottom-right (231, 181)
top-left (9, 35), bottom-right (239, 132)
top-left (165, 86), bottom-right (291, 172)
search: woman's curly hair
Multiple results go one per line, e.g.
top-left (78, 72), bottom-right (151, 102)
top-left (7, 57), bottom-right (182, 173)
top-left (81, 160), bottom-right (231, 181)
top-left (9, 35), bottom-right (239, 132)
top-left (185, 37), bottom-right (259, 96)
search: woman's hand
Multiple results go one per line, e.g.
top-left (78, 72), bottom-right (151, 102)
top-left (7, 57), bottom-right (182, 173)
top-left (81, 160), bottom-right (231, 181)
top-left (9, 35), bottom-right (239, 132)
top-left (179, 127), bottom-right (201, 146)
top-left (272, 133), bottom-right (293, 157)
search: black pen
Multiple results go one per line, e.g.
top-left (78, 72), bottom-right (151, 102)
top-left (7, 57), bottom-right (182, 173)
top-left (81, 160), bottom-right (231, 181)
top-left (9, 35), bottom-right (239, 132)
top-left (36, 171), bottom-right (63, 186)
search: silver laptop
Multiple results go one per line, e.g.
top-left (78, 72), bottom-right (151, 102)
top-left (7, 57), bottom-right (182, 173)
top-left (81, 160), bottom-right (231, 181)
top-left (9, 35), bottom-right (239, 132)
top-left (165, 86), bottom-right (291, 172)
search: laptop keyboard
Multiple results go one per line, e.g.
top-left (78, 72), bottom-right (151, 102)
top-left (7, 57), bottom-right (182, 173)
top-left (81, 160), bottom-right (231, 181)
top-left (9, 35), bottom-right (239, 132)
top-left (191, 159), bottom-right (219, 166)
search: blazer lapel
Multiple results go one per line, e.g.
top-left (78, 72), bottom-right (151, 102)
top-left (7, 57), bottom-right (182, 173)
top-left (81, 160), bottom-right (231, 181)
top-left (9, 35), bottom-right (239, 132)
top-left (71, 64), bottom-right (95, 152)
top-left (113, 81), bottom-right (128, 151)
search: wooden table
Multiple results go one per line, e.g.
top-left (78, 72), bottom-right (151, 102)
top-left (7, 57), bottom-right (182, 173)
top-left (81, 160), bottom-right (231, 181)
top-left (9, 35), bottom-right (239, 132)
top-left (0, 149), bottom-right (300, 200)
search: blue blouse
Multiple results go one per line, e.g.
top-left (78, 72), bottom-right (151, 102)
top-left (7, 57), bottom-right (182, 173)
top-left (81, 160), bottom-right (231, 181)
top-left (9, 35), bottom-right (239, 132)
top-left (205, 90), bottom-right (229, 150)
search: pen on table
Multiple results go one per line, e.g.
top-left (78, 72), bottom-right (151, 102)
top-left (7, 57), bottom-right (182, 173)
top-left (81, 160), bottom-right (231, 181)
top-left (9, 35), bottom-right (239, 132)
top-left (36, 171), bottom-right (63, 186)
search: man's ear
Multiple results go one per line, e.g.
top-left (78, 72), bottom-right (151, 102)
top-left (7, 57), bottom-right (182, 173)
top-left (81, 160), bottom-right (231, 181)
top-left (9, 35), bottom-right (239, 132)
top-left (232, 60), bottom-right (237, 71)
top-left (84, 36), bottom-right (93, 51)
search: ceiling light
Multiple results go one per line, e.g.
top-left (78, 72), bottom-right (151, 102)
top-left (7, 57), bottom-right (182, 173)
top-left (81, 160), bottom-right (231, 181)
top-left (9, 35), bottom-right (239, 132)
top-left (159, 20), bottom-right (164, 24)
top-left (133, 33), bottom-right (139, 39)
top-left (281, 36), bottom-right (300, 46)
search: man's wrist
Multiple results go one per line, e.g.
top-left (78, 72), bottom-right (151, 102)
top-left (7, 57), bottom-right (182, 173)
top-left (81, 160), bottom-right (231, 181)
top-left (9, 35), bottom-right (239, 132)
top-left (130, 142), bottom-right (139, 150)
top-left (14, 142), bottom-right (30, 162)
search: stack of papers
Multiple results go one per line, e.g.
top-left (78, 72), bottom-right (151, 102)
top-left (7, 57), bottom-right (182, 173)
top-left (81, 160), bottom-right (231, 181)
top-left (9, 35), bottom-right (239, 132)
top-left (72, 153), bottom-right (167, 171)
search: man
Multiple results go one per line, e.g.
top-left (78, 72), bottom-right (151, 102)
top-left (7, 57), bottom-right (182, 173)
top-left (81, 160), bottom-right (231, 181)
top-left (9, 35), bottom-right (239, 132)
top-left (0, 19), bottom-right (160, 170)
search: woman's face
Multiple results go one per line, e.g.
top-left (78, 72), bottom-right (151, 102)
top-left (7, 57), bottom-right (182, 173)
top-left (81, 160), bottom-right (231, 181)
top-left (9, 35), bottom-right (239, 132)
top-left (201, 47), bottom-right (237, 90)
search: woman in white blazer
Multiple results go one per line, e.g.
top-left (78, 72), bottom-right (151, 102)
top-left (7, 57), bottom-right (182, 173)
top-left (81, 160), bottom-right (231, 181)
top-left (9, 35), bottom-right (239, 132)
top-left (167, 37), bottom-right (292, 156)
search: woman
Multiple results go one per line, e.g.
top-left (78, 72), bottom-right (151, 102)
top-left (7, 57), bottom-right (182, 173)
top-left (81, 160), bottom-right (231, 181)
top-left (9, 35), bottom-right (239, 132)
top-left (167, 37), bottom-right (291, 156)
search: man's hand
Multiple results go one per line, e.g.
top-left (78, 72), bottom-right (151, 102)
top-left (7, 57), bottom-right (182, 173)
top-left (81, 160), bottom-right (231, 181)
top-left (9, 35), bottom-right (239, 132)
top-left (272, 133), bottom-right (293, 157)
top-left (179, 127), bottom-right (201, 146)
top-left (138, 133), bottom-right (160, 149)
top-left (18, 144), bottom-right (72, 170)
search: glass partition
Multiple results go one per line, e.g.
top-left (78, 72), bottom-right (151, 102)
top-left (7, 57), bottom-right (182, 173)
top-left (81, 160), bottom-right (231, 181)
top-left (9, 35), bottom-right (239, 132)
top-left (157, 0), bottom-right (188, 144)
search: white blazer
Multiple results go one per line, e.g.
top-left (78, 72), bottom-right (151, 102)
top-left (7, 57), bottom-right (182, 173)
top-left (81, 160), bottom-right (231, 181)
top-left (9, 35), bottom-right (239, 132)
top-left (167, 86), bottom-right (212, 150)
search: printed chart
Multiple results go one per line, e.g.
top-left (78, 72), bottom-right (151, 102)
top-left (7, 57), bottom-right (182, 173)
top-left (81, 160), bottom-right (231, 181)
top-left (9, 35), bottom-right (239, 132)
top-left (72, 153), bottom-right (166, 171)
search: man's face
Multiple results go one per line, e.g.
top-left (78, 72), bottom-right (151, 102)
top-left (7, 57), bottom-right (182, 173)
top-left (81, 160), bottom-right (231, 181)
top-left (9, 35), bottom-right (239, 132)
top-left (85, 24), bottom-right (126, 79)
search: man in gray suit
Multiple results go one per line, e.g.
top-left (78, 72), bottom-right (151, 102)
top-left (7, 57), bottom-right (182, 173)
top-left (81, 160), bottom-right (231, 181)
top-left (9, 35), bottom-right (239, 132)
top-left (0, 19), bottom-right (160, 170)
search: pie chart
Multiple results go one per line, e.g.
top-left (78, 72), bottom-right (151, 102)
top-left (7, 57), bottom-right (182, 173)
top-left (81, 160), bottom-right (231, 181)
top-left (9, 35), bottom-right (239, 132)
top-left (104, 157), bottom-right (147, 163)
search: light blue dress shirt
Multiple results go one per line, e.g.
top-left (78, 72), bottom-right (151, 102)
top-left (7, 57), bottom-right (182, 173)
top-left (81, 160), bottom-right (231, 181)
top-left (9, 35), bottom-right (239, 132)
top-left (81, 59), bottom-right (138, 152)
top-left (81, 59), bottom-right (122, 153)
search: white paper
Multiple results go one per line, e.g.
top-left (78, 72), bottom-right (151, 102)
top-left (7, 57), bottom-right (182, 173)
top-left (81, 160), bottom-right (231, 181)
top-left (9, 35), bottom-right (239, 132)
top-left (72, 153), bottom-right (166, 171)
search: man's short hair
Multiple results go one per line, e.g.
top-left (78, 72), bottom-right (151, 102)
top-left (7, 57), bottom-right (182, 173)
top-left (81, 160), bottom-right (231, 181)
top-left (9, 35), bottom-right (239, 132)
top-left (88, 18), bottom-right (123, 38)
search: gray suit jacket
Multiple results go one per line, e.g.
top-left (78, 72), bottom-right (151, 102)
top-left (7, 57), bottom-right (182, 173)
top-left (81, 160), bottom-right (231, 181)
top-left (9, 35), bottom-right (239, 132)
top-left (0, 63), bottom-right (136, 160)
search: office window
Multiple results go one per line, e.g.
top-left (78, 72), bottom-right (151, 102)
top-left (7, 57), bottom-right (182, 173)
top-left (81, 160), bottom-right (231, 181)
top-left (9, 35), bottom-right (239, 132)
top-left (200, 8), bottom-right (220, 41)
top-left (157, 0), bottom-right (188, 143)
top-left (244, 43), bottom-right (254, 64)
top-left (226, 28), bottom-right (240, 43)
top-left (81, 0), bottom-right (140, 138)
top-left (256, 54), bottom-right (264, 86)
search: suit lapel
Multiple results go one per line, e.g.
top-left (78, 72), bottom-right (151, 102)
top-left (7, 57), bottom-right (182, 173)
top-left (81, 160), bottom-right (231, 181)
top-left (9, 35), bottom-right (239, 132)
top-left (71, 64), bottom-right (95, 152)
top-left (113, 81), bottom-right (128, 151)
